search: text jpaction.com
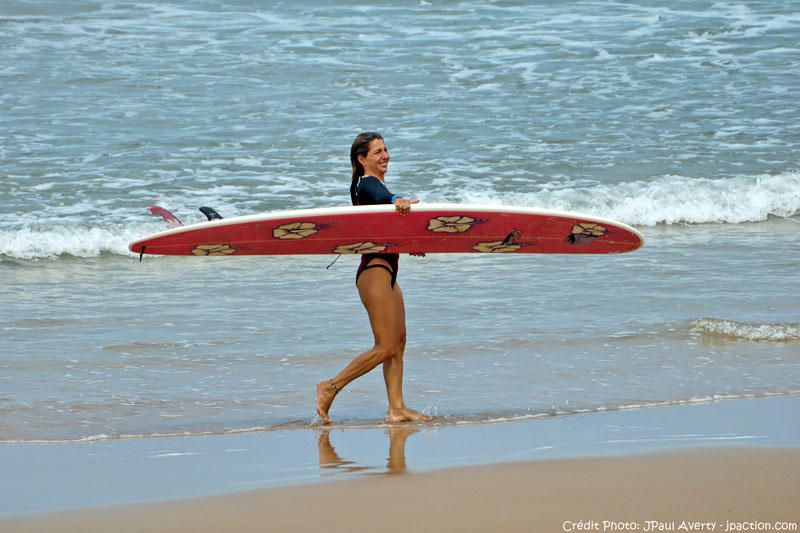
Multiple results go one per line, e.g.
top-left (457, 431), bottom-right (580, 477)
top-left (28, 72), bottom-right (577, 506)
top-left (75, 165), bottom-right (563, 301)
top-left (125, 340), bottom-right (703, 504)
top-left (562, 521), bottom-right (798, 532)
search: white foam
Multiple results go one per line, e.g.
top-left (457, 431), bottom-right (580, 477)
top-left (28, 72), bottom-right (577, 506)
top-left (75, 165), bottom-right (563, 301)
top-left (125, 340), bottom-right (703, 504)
top-left (446, 171), bottom-right (800, 226)
top-left (2, 171), bottom-right (798, 260)
top-left (0, 225), bottom-right (146, 260)
top-left (691, 318), bottom-right (800, 342)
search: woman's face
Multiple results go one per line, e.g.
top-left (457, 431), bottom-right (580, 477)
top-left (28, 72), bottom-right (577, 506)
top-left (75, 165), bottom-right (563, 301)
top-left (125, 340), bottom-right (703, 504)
top-left (358, 138), bottom-right (390, 178)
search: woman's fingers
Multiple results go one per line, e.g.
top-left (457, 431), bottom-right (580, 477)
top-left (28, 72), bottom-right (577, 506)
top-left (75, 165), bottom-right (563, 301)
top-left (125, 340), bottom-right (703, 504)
top-left (394, 198), bottom-right (419, 215)
top-left (395, 199), bottom-right (409, 215)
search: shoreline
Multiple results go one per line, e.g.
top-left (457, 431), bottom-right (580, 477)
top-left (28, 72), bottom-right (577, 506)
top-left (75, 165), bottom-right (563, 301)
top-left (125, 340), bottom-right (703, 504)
top-left (1, 394), bottom-right (799, 523)
top-left (3, 391), bottom-right (793, 446)
top-left (2, 447), bottom-right (798, 532)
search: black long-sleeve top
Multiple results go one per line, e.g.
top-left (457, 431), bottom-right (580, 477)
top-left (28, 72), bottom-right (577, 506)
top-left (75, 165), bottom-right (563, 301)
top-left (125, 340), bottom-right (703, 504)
top-left (356, 176), bottom-right (400, 206)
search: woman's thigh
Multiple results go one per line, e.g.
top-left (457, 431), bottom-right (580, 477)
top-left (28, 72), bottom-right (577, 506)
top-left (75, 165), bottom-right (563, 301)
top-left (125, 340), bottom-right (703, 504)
top-left (357, 268), bottom-right (402, 346)
top-left (392, 284), bottom-right (406, 343)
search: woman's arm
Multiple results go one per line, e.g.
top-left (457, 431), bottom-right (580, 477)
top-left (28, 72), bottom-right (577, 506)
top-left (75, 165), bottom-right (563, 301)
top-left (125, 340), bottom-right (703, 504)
top-left (357, 175), bottom-right (420, 218)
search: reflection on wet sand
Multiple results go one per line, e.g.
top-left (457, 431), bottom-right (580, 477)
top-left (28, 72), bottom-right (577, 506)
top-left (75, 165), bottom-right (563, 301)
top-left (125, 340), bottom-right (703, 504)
top-left (317, 427), bottom-right (419, 476)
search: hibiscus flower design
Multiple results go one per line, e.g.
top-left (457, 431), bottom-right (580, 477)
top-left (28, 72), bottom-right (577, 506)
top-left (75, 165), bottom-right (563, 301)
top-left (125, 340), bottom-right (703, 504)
top-left (427, 215), bottom-right (476, 233)
top-left (191, 244), bottom-right (237, 256)
top-left (566, 222), bottom-right (606, 245)
top-left (273, 221), bottom-right (319, 240)
top-left (472, 241), bottom-right (522, 253)
top-left (333, 242), bottom-right (388, 254)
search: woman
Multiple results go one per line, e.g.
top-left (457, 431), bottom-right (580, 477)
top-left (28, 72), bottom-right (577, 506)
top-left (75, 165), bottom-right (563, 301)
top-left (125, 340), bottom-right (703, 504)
top-left (316, 132), bottom-right (429, 424)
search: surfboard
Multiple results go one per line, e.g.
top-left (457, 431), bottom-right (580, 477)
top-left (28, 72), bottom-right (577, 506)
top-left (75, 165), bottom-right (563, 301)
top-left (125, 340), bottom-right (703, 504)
top-left (129, 204), bottom-right (643, 257)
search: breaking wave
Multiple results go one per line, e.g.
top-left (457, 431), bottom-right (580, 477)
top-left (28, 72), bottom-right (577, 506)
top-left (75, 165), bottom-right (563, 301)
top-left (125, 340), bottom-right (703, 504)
top-left (450, 171), bottom-right (800, 226)
top-left (2, 171), bottom-right (798, 260)
top-left (0, 225), bottom-right (145, 261)
top-left (691, 318), bottom-right (800, 342)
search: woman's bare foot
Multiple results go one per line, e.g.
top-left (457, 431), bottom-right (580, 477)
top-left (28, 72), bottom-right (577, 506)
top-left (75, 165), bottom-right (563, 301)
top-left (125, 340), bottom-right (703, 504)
top-left (386, 426), bottom-right (419, 474)
top-left (317, 429), bottom-right (368, 473)
top-left (387, 406), bottom-right (432, 423)
top-left (316, 380), bottom-right (338, 424)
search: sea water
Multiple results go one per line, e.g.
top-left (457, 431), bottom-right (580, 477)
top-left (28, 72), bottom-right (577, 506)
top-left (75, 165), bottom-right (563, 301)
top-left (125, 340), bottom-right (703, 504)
top-left (1, 0), bottom-right (798, 442)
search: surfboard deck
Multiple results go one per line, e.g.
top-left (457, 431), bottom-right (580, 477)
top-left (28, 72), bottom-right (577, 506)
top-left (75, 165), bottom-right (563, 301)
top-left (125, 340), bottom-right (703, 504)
top-left (129, 204), bottom-right (643, 256)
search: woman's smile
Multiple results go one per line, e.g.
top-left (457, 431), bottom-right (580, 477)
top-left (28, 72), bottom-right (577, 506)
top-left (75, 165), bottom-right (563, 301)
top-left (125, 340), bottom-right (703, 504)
top-left (359, 139), bottom-right (390, 179)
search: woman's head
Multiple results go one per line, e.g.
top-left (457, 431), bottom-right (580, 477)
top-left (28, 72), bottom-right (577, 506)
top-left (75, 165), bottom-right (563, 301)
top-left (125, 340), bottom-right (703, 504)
top-left (350, 132), bottom-right (385, 205)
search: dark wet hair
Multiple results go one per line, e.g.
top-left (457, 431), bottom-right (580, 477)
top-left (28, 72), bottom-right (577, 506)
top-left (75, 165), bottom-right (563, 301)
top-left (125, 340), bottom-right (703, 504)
top-left (349, 132), bottom-right (384, 206)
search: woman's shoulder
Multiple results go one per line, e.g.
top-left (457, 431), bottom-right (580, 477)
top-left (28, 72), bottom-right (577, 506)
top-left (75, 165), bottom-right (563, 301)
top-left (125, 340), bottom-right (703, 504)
top-left (356, 175), bottom-right (393, 205)
top-left (357, 175), bottom-right (387, 191)
top-left (359, 175), bottom-right (383, 184)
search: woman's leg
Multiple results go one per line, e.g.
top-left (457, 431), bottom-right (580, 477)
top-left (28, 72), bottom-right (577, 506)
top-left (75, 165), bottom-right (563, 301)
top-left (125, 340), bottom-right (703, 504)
top-left (316, 263), bottom-right (402, 424)
top-left (382, 283), bottom-right (406, 414)
top-left (382, 285), bottom-right (429, 422)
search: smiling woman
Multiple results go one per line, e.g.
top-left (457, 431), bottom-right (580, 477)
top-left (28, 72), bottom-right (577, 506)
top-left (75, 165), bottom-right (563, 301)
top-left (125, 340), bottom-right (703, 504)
top-left (315, 132), bottom-right (429, 425)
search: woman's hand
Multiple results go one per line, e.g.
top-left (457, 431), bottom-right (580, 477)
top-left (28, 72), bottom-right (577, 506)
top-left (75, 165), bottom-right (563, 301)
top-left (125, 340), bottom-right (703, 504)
top-left (395, 198), bottom-right (424, 255)
top-left (393, 198), bottom-right (419, 216)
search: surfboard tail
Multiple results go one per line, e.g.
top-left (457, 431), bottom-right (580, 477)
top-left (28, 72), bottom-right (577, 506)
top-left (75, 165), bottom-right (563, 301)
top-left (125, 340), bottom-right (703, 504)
top-left (147, 206), bottom-right (183, 229)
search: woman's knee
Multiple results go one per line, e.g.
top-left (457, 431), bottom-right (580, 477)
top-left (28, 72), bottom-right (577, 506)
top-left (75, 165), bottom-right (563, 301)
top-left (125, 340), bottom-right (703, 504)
top-left (374, 342), bottom-right (402, 363)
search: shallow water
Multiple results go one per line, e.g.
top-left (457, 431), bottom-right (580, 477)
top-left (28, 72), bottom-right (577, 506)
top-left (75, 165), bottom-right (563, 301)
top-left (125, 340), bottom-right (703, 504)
top-left (1, 0), bottom-right (799, 442)
top-left (2, 222), bottom-right (798, 441)
top-left (2, 395), bottom-right (799, 516)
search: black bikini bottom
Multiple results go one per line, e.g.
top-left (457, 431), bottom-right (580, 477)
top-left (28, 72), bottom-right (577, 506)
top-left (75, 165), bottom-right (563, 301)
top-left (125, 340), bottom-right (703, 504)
top-left (355, 253), bottom-right (399, 288)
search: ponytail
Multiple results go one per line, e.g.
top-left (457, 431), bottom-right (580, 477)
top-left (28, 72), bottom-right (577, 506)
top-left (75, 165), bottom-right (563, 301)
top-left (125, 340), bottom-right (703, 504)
top-left (349, 132), bottom-right (383, 206)
top-left (349, 169), bottom-right (360, 206)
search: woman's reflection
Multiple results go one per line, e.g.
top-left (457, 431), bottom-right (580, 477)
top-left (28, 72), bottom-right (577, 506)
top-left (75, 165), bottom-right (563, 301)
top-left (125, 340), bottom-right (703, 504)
top-left (317, 427), bottom-right (419, 476)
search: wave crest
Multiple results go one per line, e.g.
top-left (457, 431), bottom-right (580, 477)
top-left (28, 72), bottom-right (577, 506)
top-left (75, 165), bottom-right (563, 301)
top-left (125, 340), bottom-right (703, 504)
top-left (690, 318), bottom-right (800, 342)
top-left (452, 171), bottom-right (800, 226)
top-left (3, 171), bottom-right (799, 260)
top-left (0, 225), bottom-right (144, 260)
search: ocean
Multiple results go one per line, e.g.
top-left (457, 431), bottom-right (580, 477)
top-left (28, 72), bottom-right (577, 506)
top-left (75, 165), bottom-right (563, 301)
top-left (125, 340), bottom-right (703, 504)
top-left (1, 0), bottom-right (799, 443)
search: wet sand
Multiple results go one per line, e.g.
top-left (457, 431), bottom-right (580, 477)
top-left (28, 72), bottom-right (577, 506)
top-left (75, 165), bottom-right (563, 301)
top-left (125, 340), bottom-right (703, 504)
top-left (2, 395), bottom-right (799, 531)
top-left (2, 447), bottom-right (798, 532)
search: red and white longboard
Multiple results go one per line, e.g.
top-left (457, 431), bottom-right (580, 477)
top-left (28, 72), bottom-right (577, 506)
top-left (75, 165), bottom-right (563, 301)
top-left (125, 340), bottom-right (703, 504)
top-left (129, 204), bottom-right (643, 257)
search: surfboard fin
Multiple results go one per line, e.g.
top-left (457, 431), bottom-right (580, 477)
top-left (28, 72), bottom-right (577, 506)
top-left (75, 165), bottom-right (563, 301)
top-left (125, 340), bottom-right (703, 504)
top-left (147, 206), bottom-right (183, 229)
top-left (502, 229), bottom-right (521, 245)
top-left (199, 206), bottom-right (223, 221)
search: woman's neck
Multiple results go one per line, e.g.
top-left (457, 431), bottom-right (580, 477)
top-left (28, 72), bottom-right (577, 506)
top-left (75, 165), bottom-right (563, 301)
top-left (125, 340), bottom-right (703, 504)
top-left (363, 170), bottom-right (385, 181)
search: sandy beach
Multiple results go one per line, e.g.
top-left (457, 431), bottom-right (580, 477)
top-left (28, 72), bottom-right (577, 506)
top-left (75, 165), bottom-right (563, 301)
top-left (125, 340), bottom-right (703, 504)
top-left (2, 396), bottom-right (799, 532)
top-left (3, 447), bottom-right (798, 533)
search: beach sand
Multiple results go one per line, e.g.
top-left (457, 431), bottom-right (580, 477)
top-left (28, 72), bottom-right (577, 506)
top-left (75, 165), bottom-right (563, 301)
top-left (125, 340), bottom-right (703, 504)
top-left (3, 447), bottom-right (798, 533)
